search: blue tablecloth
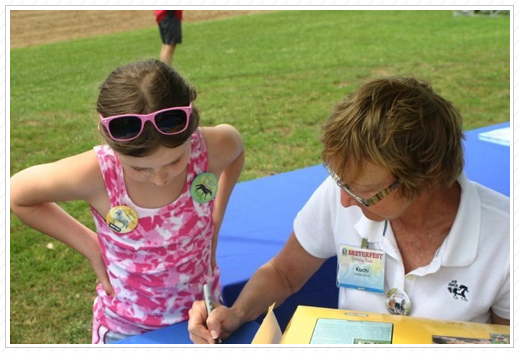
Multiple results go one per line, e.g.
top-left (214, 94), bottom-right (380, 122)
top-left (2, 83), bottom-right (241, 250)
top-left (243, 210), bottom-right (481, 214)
top-left (463, 122), bottom-right (509, 196)
top-left (116, 123), bottom-right (509, 343)
top-left (114, 320), bottom-right (260, 344)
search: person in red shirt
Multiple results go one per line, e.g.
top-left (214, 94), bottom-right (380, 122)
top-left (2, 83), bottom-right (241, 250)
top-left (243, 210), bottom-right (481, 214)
top-left (154, 10), bottom-right (183, 65)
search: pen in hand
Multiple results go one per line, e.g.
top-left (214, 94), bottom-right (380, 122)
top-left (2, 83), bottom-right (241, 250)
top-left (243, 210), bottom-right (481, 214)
top-left (203, 283), bottom-right (222, 344)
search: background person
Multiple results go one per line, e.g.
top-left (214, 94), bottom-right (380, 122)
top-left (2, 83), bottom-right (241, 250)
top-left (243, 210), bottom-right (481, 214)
top-left (154, 10), bottom-right (183, 65)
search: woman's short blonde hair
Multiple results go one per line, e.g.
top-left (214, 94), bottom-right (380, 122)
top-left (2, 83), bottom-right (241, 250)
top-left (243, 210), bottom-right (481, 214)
top-left (322, 76), bottom-right (464, 200)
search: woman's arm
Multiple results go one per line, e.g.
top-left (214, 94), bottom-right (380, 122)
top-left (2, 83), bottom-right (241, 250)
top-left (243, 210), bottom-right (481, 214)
top-left (491, 311), bottom-right (510, 325)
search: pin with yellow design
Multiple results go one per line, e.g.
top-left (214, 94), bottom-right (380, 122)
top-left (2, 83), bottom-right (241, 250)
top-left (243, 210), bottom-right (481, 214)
top-left (106, 205), bottom-right (138, 233)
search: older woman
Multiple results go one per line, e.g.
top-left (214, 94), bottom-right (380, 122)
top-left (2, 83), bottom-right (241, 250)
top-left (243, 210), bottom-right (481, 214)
top-left (188, 77), bottom-right (510, 344)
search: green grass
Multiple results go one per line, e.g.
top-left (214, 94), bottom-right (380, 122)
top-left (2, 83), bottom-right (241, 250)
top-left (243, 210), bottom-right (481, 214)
top-left (10, 10), bottom-right (510, 343)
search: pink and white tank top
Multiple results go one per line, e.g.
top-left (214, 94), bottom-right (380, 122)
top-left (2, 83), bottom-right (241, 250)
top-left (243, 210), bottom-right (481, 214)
top-left (90, 129), bottom-right (221, 336)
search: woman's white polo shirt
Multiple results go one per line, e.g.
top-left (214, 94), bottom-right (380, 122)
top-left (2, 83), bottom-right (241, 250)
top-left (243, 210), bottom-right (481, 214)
top-left (294, 172), bottom-right (509, 323)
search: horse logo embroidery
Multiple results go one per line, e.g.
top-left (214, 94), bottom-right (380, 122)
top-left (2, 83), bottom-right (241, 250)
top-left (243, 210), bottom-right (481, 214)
top-left (447, 280), bottom-right (469, 302)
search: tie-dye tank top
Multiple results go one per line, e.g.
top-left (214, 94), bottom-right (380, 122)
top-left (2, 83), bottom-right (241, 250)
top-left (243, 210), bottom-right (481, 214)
top-left (90, 129), bottom-right (221, 339)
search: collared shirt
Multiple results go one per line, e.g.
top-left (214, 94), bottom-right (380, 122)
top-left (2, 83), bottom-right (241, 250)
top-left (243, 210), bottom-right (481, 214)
top-left (294, 172), bottom-right (510, 322)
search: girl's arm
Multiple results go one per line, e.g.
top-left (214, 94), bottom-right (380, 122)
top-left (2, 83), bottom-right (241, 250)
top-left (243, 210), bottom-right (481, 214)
top-left (203, 125), bottom-right (245, 270)
top-left (10, 150), bottom-right (114, 295)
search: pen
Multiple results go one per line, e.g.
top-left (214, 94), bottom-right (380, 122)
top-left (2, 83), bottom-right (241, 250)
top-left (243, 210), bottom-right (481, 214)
top-left (203, 283), bottom-right (222, 344)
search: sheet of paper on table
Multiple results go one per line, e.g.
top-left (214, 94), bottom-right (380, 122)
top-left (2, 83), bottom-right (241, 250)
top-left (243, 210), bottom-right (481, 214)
top-left (478, 127), bottom-right (510, 146)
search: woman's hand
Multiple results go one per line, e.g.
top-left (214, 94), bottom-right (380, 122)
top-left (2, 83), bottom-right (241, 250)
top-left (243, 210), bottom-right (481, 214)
top-left (188, 300), bottom-right (243, 344)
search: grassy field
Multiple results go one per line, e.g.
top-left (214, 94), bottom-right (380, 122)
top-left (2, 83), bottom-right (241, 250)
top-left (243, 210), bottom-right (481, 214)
top-left (10, 10), bottom-right (510, 343)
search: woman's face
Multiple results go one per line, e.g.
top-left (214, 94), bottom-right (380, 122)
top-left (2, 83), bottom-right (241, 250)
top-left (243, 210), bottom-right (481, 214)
top-left (117, 142), bottom-right (191, 187)
top-left (338, 159), bottom-right (410, 221)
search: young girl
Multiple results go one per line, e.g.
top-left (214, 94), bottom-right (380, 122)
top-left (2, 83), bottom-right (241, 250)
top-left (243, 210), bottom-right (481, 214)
top-left (10, 59), bottom-right (245, 344)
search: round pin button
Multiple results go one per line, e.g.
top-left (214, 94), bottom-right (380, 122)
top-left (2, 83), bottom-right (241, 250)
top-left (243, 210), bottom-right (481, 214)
top-left (191, 173), bottom-right (218, 203)
top-left (385, 288), bottom-right (411, 316)
top-left (106, 205), bottom-right (139, 234)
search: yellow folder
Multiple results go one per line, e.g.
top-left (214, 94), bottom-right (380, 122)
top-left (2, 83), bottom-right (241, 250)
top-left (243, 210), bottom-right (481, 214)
top-left (279, 306), bottom-right (510, 344)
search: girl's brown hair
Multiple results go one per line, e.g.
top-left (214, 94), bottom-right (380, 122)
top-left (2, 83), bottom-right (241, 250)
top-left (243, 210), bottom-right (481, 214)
top-left (97, 59), bottom-right (199, 156)
top-left (322, 76), bottom-right (464, 200)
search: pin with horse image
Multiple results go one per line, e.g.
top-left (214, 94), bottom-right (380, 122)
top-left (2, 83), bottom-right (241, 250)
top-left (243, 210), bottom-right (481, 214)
top-left (191, 173), bottom-right (218, 203)
top-left (106, 205), bottom-right (139, 233)
top-left (385, 288), bottom-right (411, 316)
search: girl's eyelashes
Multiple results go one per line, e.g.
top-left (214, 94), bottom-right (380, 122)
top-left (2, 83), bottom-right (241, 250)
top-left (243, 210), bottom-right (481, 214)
top-left (131, 159), bottom-right (181, 172)
top-left (132, 167), bottom-right (149, 172)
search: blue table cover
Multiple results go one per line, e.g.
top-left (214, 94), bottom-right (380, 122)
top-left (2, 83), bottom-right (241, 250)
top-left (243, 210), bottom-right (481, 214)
top-left (115, 320), bottom-right (260, 344)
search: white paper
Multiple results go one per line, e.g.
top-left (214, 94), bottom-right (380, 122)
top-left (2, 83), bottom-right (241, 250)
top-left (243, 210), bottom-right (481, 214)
top-left (478, 127), bottom-right (510, 146)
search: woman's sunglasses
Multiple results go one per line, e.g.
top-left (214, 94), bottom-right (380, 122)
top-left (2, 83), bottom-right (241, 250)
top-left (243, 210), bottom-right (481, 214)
top-left (98, 103), bottom-right (192, 142)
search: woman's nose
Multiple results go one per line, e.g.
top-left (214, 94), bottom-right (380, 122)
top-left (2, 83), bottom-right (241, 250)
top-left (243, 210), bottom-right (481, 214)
top-left (340, 189), bottom-right (360, 208)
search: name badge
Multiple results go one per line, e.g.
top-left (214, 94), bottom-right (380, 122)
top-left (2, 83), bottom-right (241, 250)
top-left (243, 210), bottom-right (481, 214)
top-left (337, 244), bottom-right (386, 294)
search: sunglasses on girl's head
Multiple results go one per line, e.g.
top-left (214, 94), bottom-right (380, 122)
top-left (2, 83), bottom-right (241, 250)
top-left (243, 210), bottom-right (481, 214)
top-left (98, 103), bottom-right (192, 142)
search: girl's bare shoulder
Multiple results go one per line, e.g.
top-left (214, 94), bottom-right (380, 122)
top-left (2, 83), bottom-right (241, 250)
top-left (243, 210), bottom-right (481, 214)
top-left (201, 125), bottom-right (243, 173)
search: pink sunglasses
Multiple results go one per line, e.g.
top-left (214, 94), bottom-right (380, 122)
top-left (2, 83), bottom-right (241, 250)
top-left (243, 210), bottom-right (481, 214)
top-left (99, 103), bottom-right (192, 141)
